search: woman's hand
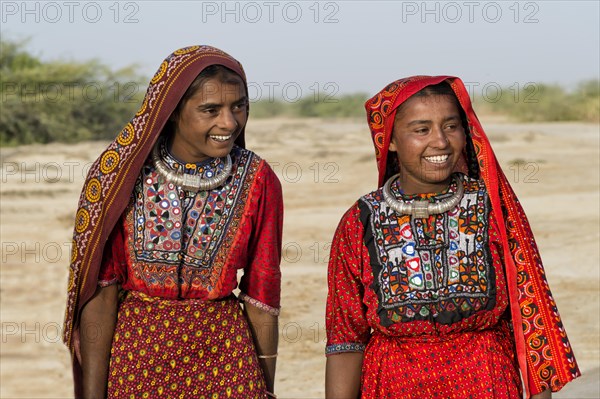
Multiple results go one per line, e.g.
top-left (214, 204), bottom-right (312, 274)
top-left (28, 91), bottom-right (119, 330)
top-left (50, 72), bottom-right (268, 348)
top-left (243, 301), bottom-right (278, 396)
top-left (325, 352), bottom-right (363, 399)
top-left (80, 285), bottom-right (118, 399)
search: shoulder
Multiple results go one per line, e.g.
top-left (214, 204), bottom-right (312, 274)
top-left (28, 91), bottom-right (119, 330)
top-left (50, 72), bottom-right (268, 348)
top-left (333, 186), bottom-right (383, 225)
top-left (355, 187), bottom-right (385, 216)
top-left (335, 199), bottom-right (366, 234)
top-left (233, 146), bottom-right (282, 191)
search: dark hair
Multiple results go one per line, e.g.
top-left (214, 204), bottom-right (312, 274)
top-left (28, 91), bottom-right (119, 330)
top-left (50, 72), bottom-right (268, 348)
top-left (163, 65), bottom-right (245, 135)
top-left (178, 65), bottom-right (244, 112)
top-left (387, 82), bottom-right (480, 180)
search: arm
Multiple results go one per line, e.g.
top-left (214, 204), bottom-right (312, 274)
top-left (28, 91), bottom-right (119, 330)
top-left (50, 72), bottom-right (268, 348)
top-left (326, 352), bottom-right (363, 399)
top-left (325, 204), bottom-right (371, 399)
top-left (80, 284), bottom-right (118, 399)
top-left (243, 302), bottom-right (278, 394)
top-left (240, 162), bottom-right (283, 396)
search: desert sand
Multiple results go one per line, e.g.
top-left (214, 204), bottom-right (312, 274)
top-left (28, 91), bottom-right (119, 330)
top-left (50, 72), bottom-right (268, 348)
top-left (1, 117), bottom-right (598, 398)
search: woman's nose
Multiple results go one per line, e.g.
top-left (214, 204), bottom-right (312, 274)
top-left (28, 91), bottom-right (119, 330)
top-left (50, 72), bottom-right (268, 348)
top-left (218, 109), bottom-right (238, 132)
top-left (431, 126), bottom-right (450, 148)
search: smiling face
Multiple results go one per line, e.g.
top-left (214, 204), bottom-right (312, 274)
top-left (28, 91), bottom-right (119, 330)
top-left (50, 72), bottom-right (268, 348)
top-left (169, 72), bottom-right (248, 163)
top-left (389, 94), bottom-right (466, 195)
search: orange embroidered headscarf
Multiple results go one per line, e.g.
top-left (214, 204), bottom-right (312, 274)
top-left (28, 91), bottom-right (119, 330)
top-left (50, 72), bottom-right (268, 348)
top-left (63, 45), bottom-right (248, 395)
top-left (365, 76), bottom-right (580, 398)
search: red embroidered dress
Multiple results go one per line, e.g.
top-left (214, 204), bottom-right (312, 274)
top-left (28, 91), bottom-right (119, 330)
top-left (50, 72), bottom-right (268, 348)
top-left (326, 76), bottom-right (579, 399)
top-left (98, 143), bottom-right (282, 397)
top-left (98, 142), bottom-right (281, 306)
top-left (327, 174), bottom-right (521, 398)
top-left (63, 46), bottom-right (283, 398)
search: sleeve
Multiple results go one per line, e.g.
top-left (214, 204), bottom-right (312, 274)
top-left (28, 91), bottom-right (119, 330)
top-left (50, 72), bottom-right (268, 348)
top-left (97, 216), bottom-right (127, 287)
top-left (239, 161), bottom-right (283, 316)
top-left (325, 203), bottom-right (371, 356)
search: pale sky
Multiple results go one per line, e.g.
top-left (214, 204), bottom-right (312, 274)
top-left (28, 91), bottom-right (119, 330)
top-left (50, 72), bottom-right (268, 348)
top-left (2, 0), bottom-right (599, 100)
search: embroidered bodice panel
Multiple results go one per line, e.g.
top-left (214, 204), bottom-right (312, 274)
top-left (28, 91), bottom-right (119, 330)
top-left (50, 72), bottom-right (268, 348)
top-left (125, 145), bottom-right (259, 298)
top-left (359, 173), bottom-right (497, 326)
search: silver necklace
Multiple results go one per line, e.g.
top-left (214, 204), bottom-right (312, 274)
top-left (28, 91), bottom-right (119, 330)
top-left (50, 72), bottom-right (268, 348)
top-left (151, 144), bottom-right (232, 192)
top-left (382, 173), bottom-right (464, 218)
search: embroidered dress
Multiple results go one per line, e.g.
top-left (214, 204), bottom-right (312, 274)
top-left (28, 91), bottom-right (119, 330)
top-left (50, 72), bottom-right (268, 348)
top-left (96, 143), bottom-right (281, 397)
top-left (327, 174), bottom-right (521, 398)
top-left (63, 46), bottom-right (283, 398)
top-left (325, 76), bottom-right (579, 399)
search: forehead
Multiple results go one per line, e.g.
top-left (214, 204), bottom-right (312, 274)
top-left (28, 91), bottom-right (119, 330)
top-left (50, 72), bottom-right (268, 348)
top-left (190, 76), bottom-right (245, 102)
top-left (395, 94), bottom-right (460, 121)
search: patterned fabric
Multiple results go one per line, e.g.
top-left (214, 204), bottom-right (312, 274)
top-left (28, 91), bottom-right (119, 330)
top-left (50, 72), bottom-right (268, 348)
top-left (326, 182), bottom-right (511, 339)
top-left (107, 291), bottom-right (268, 398)
top-left (98, 144), bottom-right (282, 307)
top-left (362, 324), bottom-right (521, 398)
top-left (63, 46), bottom-right (283, 397)
top-left (326, 187), bottom-right (517, 398)
top-left (360, 173), bottom-right (496, 326)
top-left (326, 75), bottom-right (579, 398)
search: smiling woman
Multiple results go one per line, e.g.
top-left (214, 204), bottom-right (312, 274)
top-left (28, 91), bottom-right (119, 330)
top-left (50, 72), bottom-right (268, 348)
top-left (325, 76), bottom-right (580, 399)
top-left (63, 46), bottom-right (283, 399)
top-left (168, 65), bottom-right (249, 163)
top-left (388, 90), bottom-right (466, 195)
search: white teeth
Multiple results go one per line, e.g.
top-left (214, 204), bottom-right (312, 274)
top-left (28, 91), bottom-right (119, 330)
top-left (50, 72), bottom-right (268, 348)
top-left (425, 155), bottom-right (449, 163)
top-left (210, 135), bottom-right (232, 142)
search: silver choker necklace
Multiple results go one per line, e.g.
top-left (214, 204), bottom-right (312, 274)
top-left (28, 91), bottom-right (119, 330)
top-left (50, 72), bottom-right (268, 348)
top-left (151, 144), bottom-right (232, 192)
top-left (382, 173), bottom-right (464, 218)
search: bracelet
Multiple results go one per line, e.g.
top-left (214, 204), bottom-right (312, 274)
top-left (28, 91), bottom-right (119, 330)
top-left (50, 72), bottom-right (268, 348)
top-left (258, 353), bottom-right (278, 359)
top-left (266, 392), bottom-right (277, 398)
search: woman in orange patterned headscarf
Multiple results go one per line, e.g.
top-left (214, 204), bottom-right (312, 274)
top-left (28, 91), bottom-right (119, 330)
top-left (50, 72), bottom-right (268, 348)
top-left (325, 76), bottom-right (579, 399)
top-left (64, 46), bottom-right (282, 398)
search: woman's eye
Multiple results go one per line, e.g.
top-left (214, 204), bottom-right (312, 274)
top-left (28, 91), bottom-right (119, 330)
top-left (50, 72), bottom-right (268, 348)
top-left (415, 128), bottom-right (428, 134)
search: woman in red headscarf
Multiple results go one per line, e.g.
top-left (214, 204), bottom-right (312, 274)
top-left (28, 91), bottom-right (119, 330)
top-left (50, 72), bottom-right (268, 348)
top-left (63, 46), bottom-right (282, 398)
top-left (325, 76), bottom-right (579, 399)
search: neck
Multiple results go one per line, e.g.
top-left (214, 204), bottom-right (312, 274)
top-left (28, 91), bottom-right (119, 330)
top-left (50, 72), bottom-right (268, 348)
top-left (397, 174), bottom-right (454, 196)
top-left (166, 135), bottom-right (211, 164)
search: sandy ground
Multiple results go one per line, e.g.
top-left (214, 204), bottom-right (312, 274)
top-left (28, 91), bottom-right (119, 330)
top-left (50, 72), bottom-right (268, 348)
top-left (1, 117), bottom-right (598, 398)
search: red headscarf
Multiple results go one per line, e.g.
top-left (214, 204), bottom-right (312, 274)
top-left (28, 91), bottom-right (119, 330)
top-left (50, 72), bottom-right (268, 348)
top-left (63, 45), bottom-right (248, 394)
top-left (365, 76), bottom-right (580, 397)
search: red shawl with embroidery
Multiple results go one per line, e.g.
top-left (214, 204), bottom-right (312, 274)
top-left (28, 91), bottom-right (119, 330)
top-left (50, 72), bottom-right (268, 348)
top-left (63, 45), bottom-right (249, 395)
top-left (364, 75), bottom-right (579, 397)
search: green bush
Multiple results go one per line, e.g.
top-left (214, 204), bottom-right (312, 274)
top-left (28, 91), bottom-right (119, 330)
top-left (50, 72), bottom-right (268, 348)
top-left (1, 37), bottom-right (597, 146)
top-left (1, 38), bottom-right (145, 146)
top-left (475, 80), bottom-right (599, 122)
top-left (250, 93), bottom-right (368, 119)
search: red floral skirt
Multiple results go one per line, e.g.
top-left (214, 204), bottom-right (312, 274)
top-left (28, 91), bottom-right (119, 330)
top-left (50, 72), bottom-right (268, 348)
top-left (107, 291), bottom-right (267, 398)
top-left (361, 324), bottom-right (522, 399)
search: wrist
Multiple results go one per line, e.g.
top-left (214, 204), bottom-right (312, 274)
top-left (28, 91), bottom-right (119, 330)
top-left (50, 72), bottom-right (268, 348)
top-left (258, 353), bottom-right (278, 359)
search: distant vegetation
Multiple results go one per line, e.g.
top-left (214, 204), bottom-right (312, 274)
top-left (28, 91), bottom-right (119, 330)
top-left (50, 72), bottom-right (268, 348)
top-left (473, 80), bottom-right (599, 122)
top-left (1, 38), bottom-right (598, 146)
top-left (0, 38), bottom-right (145, 146)
top-left (250, 93), bottom-right (368, 119)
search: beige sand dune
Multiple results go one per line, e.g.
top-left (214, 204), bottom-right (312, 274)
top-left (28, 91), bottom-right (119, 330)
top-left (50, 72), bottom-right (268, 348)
top-left (1, 118), bottom-right (598, 398)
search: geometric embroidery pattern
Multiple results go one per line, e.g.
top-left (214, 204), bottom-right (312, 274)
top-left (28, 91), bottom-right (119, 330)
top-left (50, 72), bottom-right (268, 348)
top-left (360, 173), bottom-right (496, 326)
top-left (126, 145), bottom-right (257, 296)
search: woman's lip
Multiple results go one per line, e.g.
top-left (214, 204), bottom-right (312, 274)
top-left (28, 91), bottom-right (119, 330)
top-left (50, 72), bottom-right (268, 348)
top-left (209, 134), bottom-right (233, 142)
top-left (424, 154), bottom-right (450, 164)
